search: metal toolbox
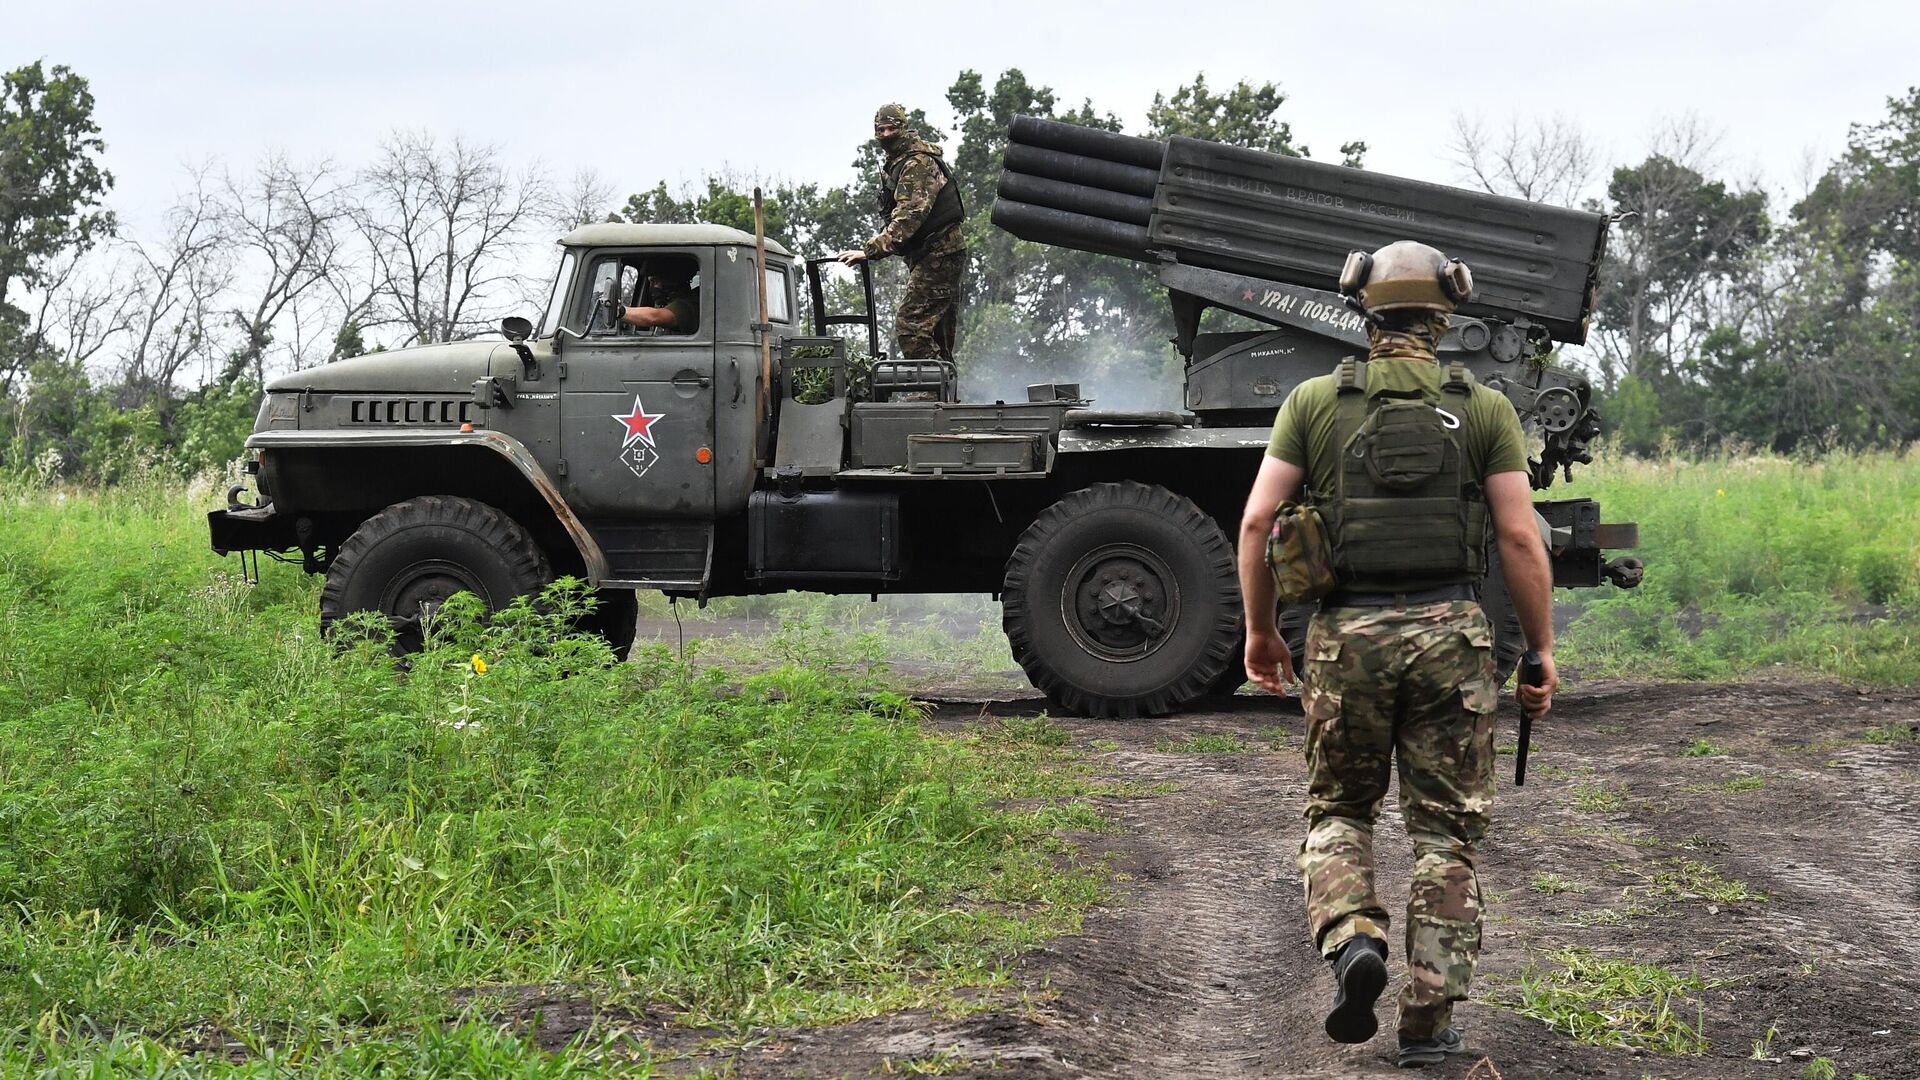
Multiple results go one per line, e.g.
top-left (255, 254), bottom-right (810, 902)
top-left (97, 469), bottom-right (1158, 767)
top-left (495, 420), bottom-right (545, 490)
top-left (905, 432), bottom-right (1045, 474)
top-left (851, 401), bottom-right (1070, 468)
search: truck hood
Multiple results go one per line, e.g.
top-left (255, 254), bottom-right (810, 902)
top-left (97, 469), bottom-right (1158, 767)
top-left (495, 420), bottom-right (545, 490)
top-left (265, 340), bottom-right (504, 393)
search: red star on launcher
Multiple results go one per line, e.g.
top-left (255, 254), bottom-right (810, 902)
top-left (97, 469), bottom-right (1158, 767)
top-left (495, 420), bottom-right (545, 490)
top-left (612, 396), bottom-right (664, 448)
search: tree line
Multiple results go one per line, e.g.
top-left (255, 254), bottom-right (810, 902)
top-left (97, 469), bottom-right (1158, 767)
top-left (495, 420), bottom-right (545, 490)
top-left (2, 59), bottom-right (1915, 482)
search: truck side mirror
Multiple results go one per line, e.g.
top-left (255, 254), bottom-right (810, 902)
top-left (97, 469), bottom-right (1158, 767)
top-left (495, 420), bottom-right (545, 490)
top-left (501, 316), bottom-right (533, 342)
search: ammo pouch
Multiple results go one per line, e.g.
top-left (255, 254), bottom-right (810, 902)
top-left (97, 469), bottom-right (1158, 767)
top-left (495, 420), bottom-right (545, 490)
top-left (1321, 358), bottom-right (1488, 589)
top-left (1266, 499), bottom-right (1337, 603)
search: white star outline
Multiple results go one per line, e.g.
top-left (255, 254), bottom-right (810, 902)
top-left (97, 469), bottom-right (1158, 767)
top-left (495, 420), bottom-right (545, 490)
top-left (611, 395), bottom-right (665, 449)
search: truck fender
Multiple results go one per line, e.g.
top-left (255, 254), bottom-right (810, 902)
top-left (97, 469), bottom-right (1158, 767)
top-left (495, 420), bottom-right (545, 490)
top-left (246, 428), bottom-right (610, 583)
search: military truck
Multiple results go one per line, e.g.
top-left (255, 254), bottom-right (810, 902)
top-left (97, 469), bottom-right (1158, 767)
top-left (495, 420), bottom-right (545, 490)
top-left (210, 116), bottom-right (1641, 718)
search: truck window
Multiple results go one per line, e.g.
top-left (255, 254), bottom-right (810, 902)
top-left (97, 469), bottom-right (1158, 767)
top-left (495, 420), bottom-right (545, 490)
top-left (582, 253), bottom-right (702, 337)
top-left (538, 251), bottom-right (576, 338)
top-left (765, 266), bottom-right (791, 324)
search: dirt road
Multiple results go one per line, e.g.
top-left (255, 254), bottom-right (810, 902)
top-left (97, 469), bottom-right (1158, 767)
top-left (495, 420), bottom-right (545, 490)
top-left (667, 677), bottom-right (1920, 1078)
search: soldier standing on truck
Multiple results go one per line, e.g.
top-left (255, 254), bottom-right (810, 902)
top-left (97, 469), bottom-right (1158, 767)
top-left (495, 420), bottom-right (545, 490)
top-left (835, 103), bottom-right (967, 363)
top-left (1234, 241), bottom-right (1558, 1067)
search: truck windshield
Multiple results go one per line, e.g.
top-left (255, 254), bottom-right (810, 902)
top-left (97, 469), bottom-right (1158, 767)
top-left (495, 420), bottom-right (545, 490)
top-left (537, 251), bottom-right (577, 338)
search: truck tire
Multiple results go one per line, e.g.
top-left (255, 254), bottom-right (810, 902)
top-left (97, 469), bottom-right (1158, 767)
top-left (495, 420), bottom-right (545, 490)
top-left (1206, 646), bottom-right (1249, 698)
top-left (1003, 482), bottom-right (1241, 718)
top-left (320, 496), bottom-right (553, 653)
top-left (581, 588), bottom-right (639, 661)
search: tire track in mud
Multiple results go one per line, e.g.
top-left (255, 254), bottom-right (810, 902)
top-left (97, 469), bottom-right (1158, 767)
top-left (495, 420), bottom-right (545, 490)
top-left (646, 680), bottom-right (1920, 1079)
top-left (898, 699), bottom-right (1444, 1080)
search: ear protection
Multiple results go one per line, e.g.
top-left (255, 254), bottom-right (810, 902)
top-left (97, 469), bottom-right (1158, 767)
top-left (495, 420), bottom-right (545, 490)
top-left (1336, 248), bottom-right (1475, 305)
top-left (1338, 250), bottom-right (1372, 297)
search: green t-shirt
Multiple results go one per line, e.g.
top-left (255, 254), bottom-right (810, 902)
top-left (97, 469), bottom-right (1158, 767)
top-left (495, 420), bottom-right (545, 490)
top-left (661, 290), bottom-right (698, 334)
top-left (1266, 358), bottom-right (1530, 498)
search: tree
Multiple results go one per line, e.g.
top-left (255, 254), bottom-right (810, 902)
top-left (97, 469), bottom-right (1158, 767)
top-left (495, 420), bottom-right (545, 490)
top-left (354, 132), bottom-right (547, 345)
top-left (1448, 113), bottom-right (1598, 205)
top-left (551, 168), bottom-right (614, 231)
top-left (115, 168), bottom-right (233, 404)
top-left (1146, 73), bottom-right (1365, 166)
top-left (1594, 121), bottom-right (1769, 383)
top-left (217, 154), bottom-right (352, 386)
top-left (0, 61), bottom-right (114, 391)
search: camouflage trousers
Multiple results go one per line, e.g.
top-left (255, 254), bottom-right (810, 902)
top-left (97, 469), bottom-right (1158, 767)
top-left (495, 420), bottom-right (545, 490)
top-left (895, 247), bottom-right (965, 361)
top-left (1296, 599), bottom-right (1500, 1040)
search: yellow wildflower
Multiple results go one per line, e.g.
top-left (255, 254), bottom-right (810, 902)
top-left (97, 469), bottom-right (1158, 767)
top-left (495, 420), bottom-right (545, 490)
top-left (1716, 488), bottom-right (1725, 497)
top-left (471, 654), bottom-right (488, 675)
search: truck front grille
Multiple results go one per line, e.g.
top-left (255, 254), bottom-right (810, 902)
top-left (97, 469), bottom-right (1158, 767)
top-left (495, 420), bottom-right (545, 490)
top-left (347, 397), bottom-right (475, 425)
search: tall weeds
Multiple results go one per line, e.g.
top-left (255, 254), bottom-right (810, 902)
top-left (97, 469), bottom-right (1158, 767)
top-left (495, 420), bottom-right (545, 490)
top-left (1559, 447), bottom-right (1920, 683)
top-left (0, 480), bottom-right (1089, 1073)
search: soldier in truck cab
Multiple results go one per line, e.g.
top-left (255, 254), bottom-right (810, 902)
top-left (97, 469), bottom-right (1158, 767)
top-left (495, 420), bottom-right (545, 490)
top-left (835, 102), bottom-right (967, 363)
top-left (604, 259), bottom-right (699, 334)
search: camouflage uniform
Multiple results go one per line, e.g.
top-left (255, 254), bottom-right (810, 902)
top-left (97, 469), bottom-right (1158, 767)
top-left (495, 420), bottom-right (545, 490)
top-left (863, 114), bottom-right (966, 362)
top-left (1299, 599), bottom-right (1500, 1040)
top-left (1269, 333), bottom-right (1528, 1042)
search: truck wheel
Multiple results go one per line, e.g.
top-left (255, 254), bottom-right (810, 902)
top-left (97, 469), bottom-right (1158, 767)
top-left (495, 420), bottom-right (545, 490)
top-left (1003, 481), bottom-right (1241, 718)
top-left (320, 496), bottom-right (552, 652)
top-left (1206, 646), bottom-right (1249, 698)
top-left (581, 588), bottom-right (639, 661)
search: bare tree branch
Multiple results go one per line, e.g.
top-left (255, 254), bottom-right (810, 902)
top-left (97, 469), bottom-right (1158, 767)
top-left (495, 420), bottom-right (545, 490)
top-left (217, 152), bottom-right (352, 386)
top-left (354, 132), bottom-right (547, 345)
top-left (1448, 112), bottom-right (1599, 205)
top-left (114, 165), bottom-right (234, 402)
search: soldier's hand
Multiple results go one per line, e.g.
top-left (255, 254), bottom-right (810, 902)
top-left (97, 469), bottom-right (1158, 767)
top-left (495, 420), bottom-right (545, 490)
top-left (1245, 631), bottom-right (1297, 695)
top-left (1518, 650), bottom-right (1558, 720)
top-left (835, 249), bottom-right (868, 265)
top-left (600, 295), bottom-right (627, 327)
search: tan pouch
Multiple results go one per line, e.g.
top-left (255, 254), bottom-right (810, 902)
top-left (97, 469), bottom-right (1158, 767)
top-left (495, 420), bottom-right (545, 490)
top-left (1266, 500), bottom-right (1337, 604)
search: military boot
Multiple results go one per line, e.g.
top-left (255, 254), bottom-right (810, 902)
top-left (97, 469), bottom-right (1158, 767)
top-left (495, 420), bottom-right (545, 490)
top-left (1397, 1026), bottom-right (1468, 1068)
top-left (1324, 935), bottom-right (1388, 1043)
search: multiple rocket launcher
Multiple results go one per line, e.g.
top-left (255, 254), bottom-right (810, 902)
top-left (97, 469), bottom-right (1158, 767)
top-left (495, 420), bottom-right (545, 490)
top-left (989, 116), bottom-right (1609, 346)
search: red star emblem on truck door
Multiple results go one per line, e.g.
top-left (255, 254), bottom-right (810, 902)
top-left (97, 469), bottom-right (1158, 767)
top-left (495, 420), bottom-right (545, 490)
top-left (612, 396), bottom-right (664, 448)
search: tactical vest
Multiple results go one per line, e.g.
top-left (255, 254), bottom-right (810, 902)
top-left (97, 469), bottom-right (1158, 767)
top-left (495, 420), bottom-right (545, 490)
top-left (880, 149), bottom-right (965, 259)
top-left (1318, 357), bottom-right (1489, 590)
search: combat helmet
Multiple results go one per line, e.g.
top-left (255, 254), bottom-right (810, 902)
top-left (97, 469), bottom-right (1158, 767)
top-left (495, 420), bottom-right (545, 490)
top-left (873, 102), bottom-right (910, 131)
top-left (1338, 240), bottom-right (1474, 315)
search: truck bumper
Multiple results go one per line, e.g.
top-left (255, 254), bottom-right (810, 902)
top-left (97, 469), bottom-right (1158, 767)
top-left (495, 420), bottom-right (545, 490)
top-left (1537, 498), bottom-right (1640, 589)
top-left (208, 502), bottom-right (297, 556)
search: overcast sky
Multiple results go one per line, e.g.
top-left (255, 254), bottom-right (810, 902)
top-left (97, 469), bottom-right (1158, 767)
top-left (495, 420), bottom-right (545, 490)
top-left (13, 0), bottom-right (1917, 238)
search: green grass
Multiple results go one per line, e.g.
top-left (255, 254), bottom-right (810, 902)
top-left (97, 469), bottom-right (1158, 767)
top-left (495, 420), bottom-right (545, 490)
top-left (1571, 782), bottom-right (1629, 812)
top-left (1530, 873), bottom-right (1580, 895)
top-left (1863, 723), bottom-right (1918, 745)
top-left (1681, 738), bottom-right (1729, 757)
top-left (1558, 448), bottom-right (1920, 684)
top-left (0, 480), bottom-right (1103, 1074)
top-left (1647, 858), bottom-right (1767, 905)
top-left (1504, 948), bottom-right (1717, 1054)
top-left (633, 588), bottom-right (1022, 692)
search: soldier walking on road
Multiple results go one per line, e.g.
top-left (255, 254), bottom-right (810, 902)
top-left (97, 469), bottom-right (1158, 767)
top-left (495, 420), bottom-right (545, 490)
top-left (1235, 242), bottom-right (1558, 1067)
top-left (836, 103), bottom-right (967, 363)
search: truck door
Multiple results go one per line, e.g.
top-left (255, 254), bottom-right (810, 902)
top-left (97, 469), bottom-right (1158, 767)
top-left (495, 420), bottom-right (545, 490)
top-left (559, 248), bottom-right (716, 524)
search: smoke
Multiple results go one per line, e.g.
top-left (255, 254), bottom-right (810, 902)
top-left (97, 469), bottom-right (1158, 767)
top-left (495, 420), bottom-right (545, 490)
top-left (956, 325), bottom-right (1184, 412)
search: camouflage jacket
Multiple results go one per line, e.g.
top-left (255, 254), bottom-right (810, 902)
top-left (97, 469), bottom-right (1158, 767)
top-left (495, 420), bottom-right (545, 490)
top-left (865, 137), bottom-right (966, 262)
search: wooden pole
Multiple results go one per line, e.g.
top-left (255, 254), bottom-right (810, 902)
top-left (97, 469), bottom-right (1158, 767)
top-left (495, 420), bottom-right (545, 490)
top-left (752, 188), bottom-right (773, 468)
